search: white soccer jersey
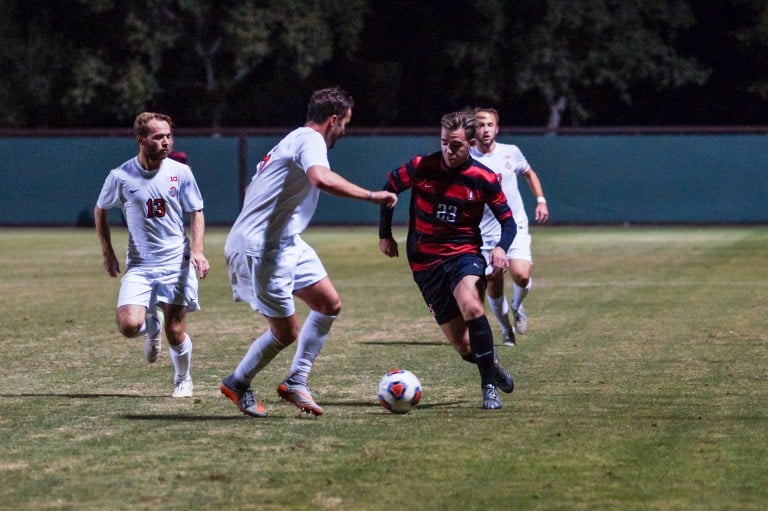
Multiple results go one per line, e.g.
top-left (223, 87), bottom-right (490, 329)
top-left (225, 127), bottom-right (330, 256)
top-left (471, 143), bottom-right (530, 245)
top-left (96, 157), bottom-right (204, 269)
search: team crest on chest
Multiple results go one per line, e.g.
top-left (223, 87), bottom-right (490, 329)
top-left (169, 175), bottom-right (179, 197)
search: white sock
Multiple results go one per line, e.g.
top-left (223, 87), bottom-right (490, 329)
top-left (511, 278), bottom-right (532, 311)
top-left (133, 320), bottom-right (149, 338)
top-left (169, 334), bottom-right (192, 383)
top-left (132, 304), bottom-right (159, 338)
top-left (288, 310), bottom-right (336, 385)
top-left (234, 330), bottom-right (287, 383)
top-left (487, 294), bottom-right (514, 335)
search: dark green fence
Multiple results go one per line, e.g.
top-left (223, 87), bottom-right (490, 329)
top-left (1, 129), bottom-right (766, 226)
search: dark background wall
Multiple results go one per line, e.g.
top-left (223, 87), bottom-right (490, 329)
top-left (1, 131), bottom-right (766, 226)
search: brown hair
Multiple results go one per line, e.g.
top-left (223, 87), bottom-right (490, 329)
top-left (440, 111), bottom-right (477, 141)
top-left (306, 87), bottom-right (354, 123)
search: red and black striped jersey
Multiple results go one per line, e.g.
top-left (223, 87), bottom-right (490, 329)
top-left (379, 152), bottom-right (514, 272)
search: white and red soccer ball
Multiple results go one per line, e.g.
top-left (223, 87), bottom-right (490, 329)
top-left (378, 369), bottom-right (422, 414)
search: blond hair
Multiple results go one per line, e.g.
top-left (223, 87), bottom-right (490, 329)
top-left (133, 112), bottom-right (173, 137)
top-left (473, 107), bottom-right (500, 123)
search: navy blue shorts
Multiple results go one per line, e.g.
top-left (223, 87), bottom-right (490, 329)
top-left (413, 253), bottom-right (486, 324)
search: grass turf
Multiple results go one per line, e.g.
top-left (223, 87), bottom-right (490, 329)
top-left (0, 226), bottom-right (766, 510)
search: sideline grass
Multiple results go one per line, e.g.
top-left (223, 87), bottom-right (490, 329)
top-left (0, 226), bottom-right (766, 510)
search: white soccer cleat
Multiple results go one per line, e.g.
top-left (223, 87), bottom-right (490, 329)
top-left (144, 308), bottom-right (164, 363)
top-left (501, 329), bottom-right (516, 347)
top-left (277, 379), bottom-right (324, 416)
top-left (172, 379), bottom-right (194, 398)
top-left (513, 303), bottom-right (528, 334)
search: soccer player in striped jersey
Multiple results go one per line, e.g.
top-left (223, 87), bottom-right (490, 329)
top-left (378, 111), bottom-right (517, 410)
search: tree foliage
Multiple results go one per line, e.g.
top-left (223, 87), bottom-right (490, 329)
top-left (732, 0), bottom-right (768, 100)
top-left (0, 0), bottom-right (764, 128)
top-left (509, 0), bottom-right (710, 124)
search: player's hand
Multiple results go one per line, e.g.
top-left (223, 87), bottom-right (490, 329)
top-left (102, 254), bottom-right (120, 278)
top-left (369, 190), bottom-right (398, 208)
top-left (535, 203), bottom-right (549, 223)
top-left (379, 238), bottom-right (399, 258)
top-left (191, 252), bottom-right (210, 279)
top-left (488, 247), bottom-right (508, 275)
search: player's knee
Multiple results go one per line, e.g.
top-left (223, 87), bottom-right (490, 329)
top-left (269, 320), bottom-right (300, 344)
top-left (165, 322), bottom-right (186, 344)
top-left (118, 320), bottom-right (143, 338)
top-left (462, 302), bottom-right (486, 320)
top-left (274, 329), bottom-right (299, 345)
top-left (319, 296), bottom-right (341, 316)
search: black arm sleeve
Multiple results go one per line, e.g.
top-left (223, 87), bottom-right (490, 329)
top-left (379, 203), bottom-right (394, 239)
top-left (496, 216), bottom-right (517, 252)
top-left (379, 179), bottom-right (395, 239)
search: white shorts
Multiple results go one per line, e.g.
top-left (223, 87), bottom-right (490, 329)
top-left (226, 236), bottom-right (327, 318)
top-left (481, 223), bottom-right (533, 272)
top-left (117, 264), bottom-right (200, 312)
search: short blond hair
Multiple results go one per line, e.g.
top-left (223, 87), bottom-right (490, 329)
top-left (133, 112), bottom-right (173, 137)
top-left (473, 107), bottom-right (500, 123)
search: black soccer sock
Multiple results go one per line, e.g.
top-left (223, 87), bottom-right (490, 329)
top-left (466, 316), bottom-right (496, 386)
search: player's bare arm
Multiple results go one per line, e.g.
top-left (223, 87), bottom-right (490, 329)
top-left (189, 210), bottom-right (210, 279)
top-left (93, 206), bottom-right (120, 278)
top-left (523, 167), bottom-right (549, 223)
top-left (307, 165), bottom-right (397, 207)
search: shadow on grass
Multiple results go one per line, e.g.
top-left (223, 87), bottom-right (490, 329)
top-left (358, 341), bottom-right (447, 346)
top-left (0, 393), bottom-right (473, 418)
top-left (0, 393), bottom-right (155, 398)
top-left (119, 399), bottom-right (471, 421)
top-left (318, 399), bottom-right (471, 412)
top-left (123, 414), bottom-right (249, 421)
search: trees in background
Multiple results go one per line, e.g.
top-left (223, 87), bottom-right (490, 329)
top-left (0, 0), bottom-right (764, 128)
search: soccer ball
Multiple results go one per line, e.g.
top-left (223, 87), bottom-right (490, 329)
top-left (378, 369), bottom-right (422, 414)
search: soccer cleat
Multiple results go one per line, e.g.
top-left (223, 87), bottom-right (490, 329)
top-left (502, 329), bottom-right (516, 347)
top-left (277, 380), bottom-right (324, 416)
top-left (494, 358), bottom-right (515, 394)
top-left (220, 374), bottom-right (268, 417)
top-left (482, 384), bottom-right (502, 409)
top-left (144, 308), bottom-right (164, 364)
top-left (172, 378), bottom-right (194, 398)
top-left (513, 303), bottom-right (528, 334)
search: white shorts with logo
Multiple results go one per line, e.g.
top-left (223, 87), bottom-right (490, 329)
top-left (225, 235), bottom-right (327, 318)
top-left (481, 222), bottom-right (533, 273)
top-left (117, 263), bottom-right (200, 312)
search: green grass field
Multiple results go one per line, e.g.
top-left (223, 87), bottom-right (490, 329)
top-left (0, 226), bottom-right (766, 510)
